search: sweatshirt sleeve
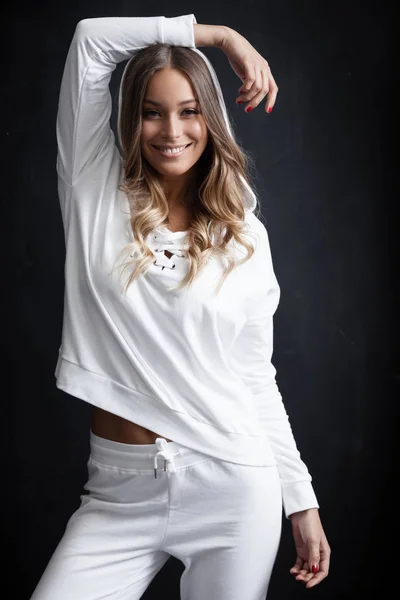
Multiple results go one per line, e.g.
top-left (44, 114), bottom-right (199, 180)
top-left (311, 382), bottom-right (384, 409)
top-left (231, 220), bottom-right (320, 519)
top-left (56, 14), bottom-right (197, 186)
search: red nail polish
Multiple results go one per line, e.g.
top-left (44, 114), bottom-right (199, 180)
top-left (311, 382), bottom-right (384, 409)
top-left (237, 100), bottom-right (244, 105)
top-left (312, 564), bottom-right (319, 574)
top-left (267, 107), bottom-right (273, 113)
top-left (245, 106), bottom-right (253, 113)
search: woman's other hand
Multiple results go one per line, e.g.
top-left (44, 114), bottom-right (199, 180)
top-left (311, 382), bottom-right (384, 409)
top-left (289, 508), bottom-right (331, 588)
top-left (219, 27), bottom-right (279, 114)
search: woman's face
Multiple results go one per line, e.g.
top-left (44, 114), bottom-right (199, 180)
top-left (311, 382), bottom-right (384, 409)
top-left (140, 68), bottom-right (209, 182)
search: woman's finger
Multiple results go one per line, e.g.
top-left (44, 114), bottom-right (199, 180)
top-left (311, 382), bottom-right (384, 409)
top-left (239, 67), bottom-right (269, 112)
top-left (305, 565), bottom-right (329, 588)
top-left (300, 571), bottom-right (315, 584)
top-left (265, 70), bottom-right (279, 113)
top-left (305, 552), bottom-right (330, 588)
top-left (238, 61), bottom-right (257, 95)
top-left (307, 538), bottom-right (321, 575)
top-left (221, 29), bottom-right (278, 115)
top-left (289, 556), bottom-right (304, 575)
top-left (295, 561), bottom-right (310, 581)
top-left (236, 64), bottom-right (278, 114)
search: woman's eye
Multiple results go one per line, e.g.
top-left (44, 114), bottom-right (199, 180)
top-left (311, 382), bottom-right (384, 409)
top-left (142, 109), bottom-right (199, 117)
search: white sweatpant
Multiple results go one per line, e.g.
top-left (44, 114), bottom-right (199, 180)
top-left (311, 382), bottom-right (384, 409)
top-left (30, 429), bottom-right (283, 600)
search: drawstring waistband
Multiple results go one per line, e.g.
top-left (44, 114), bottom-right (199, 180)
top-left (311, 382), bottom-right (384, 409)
top-left (89, 430), bottom-right (213, 475)
top-left (153, 437), bottom-right (181, 478)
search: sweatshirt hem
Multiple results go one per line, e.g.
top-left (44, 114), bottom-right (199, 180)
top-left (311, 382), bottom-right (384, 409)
top-left (55, 355), bottom-right (279, 468)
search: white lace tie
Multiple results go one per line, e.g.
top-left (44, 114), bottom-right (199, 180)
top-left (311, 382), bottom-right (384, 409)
top-left (152, 228), bottom-right (189, 270)
top-left (153, 238), bottom-right (188, 270)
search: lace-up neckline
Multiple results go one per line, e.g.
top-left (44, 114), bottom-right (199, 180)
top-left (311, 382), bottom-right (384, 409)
top-left (155, 224), bottom-right (189, 238)
top-left (151, 225), bottom-right (189, 270)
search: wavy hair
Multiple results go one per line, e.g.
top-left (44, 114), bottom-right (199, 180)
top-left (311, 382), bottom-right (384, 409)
top-left (113, 42), bottom-right (261, 295)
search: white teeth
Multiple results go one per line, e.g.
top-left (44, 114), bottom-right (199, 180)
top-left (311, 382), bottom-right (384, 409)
top-left (155, 145), bottom-right (188, 154)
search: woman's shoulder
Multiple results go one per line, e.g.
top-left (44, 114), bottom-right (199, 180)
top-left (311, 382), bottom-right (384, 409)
top-left (244, 208), bottom-right (270, 241)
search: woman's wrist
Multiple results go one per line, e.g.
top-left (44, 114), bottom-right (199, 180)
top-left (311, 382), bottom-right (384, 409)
top-left (193, 24), bottom-right (229, 48)
top-left (289, 507), bottom-right (319, 520)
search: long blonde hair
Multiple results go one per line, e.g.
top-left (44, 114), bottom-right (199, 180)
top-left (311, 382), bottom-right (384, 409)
top-left (114, 42), bottom-right (261, 295)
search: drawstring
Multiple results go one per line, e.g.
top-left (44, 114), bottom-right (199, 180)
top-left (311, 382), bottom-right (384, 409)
top-left (153, 438), bottom-right (181, 478)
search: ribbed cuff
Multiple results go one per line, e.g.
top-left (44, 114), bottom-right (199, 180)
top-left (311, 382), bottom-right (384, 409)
top-left (162, 14), bottom-right (197, 48)
top-left (282, 480), bottom-right (320, 519)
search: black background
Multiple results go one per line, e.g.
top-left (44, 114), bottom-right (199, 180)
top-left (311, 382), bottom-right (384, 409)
top-left (2, 1), bottom-right (397, 598)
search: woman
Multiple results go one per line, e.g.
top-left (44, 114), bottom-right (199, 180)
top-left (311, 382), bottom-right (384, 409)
top-left (31, 13), bottom-right (330, 599)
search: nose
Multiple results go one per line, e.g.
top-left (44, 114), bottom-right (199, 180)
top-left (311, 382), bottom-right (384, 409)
top-left (160, 114), bottom-right (184, 140)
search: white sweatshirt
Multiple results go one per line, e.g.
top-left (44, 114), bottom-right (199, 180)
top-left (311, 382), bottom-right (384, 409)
top-left (54, 13), bottom-right (319, 519)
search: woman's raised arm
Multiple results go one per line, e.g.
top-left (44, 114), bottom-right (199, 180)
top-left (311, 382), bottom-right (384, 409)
top-left (56, 14), bottom-right (199, 187)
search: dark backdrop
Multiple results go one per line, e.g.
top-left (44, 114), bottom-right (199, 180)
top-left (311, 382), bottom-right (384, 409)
top-left (2, 1), bottom-right (397, 599)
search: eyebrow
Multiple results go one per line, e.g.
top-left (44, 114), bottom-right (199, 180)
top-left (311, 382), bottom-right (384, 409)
top-left (143, 98), bottom-right (198, 106)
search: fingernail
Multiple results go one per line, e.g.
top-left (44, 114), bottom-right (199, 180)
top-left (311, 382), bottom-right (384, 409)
top-left (267, 107), bottom-right (273, 113)
top-left (239, 90), bottom-right (245, 94)
top-left (312, 564), bottom-right (319, 574)
top-left (245, 106), bottom-right (253, 113)
top-left (236, 100), bottom-right (244, 105)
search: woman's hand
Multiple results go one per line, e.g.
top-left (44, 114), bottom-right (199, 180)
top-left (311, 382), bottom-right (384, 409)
top-left (289, 508), bottom-right (331, 588)
top-left (219, 27), bottom-right (278, 114)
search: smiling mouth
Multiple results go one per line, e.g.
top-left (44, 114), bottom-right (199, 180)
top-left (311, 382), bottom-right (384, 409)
top-left (151, 143), bottom-right (192, 157)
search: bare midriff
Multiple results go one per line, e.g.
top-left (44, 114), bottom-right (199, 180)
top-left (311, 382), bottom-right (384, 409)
top-left (91, 406), bottom-right (173, 444)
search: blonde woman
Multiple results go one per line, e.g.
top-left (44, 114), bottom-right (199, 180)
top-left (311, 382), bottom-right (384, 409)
top-left (31, 14), bottom-right (330, 600)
